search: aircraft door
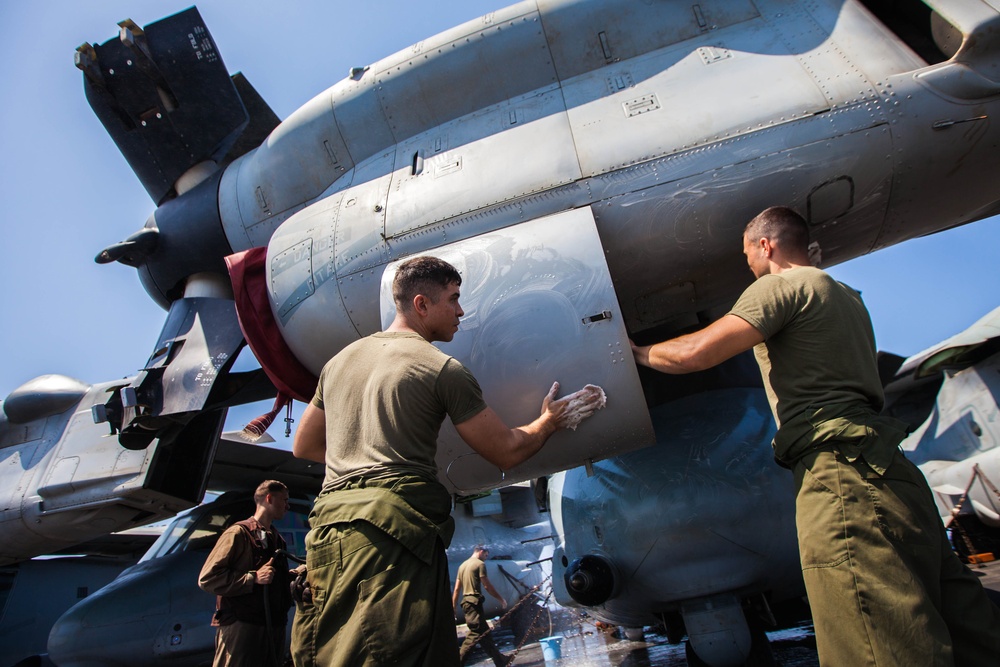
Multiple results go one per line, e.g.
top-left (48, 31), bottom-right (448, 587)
top-left (380, 206), bottom-right (655, 494)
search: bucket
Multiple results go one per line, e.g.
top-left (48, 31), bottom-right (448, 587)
top-left (539, 635), bottom-right (563, 661)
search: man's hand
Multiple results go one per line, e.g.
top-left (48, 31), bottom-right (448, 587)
top-left (542, 382), bottom-right (606, 431)
top-left (254, 557), bottom-right (275, 585)
top-left (455, 382), bottom-right (606, 469)
top-left (290, 564), bottom-right (312, 607)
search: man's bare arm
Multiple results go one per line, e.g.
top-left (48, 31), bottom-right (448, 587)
top-left (451, 576), bottom-right (462, 608)
top-left (481, 574), bottom-right (507, 608)
top-left (631, 315), bottom-right (764, 374)
top-left (292, 403), bottom-right (327, 463)
top-left (455, 382), bottom-right (604, 470)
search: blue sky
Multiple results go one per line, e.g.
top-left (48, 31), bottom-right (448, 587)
top-left (1, 1), bottom-right (998, 432)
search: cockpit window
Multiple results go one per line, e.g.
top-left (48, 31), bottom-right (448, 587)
top-left (139, 497), bottom-right (311, 563)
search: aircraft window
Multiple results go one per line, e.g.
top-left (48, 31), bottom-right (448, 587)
top-left (138, 508), bottom-right (236, 562)
top-left (139, 499), bottom-right (312, 562)
top-left (181, 509), bottom-right (239, 554)
top-left (139, 513), bottom-right (200, 562)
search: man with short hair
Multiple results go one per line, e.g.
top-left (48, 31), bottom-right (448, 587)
top-left (291, 255), bottom-right (604, 667)
top-left (453, 545), bottom-right (509, 666)
top-left (631, 206), bottom-right (1000, 665)
top-left (199, 480), bottom-right (293, 667)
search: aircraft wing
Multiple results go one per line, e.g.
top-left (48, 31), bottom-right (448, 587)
top-left (206, 431), bottom-right (324, 496)
top-left (49, 525), bottom-right (163, 560)
top-left (883, 306), bottom-right (1000, 428)
top-left (894, 306), bottom-right (1000, 380)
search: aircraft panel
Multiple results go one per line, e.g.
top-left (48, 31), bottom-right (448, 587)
top-left (563, 16), bottom-right (833, 178)
top-left (219, 94), bottom-right (354, 248)
top-left (379, 206), bottom-right (655, 494)
top-left (536, 0), bottom-right (761, 82)
top-left (384, 86), bottom-right (580, 237)
top-left (373, 5), bottom-right (558, 143)
top-left (789, 0), bottom-right (928, 82)
top-left (265, 196), bottom-right (356, 373)
top-left (595, 122), bottom-right (893, 332)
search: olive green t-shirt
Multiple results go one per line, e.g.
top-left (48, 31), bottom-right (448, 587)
top-left (457, 555), bottom-right (487, 598)
top-left (312, 331), bottom-right (487, 492)
top-left (728, 267), bottom-right (884, 434)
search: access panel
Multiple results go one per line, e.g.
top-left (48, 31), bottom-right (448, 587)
top-left (380, 206), bottom-right (655, 494)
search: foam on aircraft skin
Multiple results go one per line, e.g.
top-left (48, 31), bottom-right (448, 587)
top-left (562, 384), bottom-right (607, 431)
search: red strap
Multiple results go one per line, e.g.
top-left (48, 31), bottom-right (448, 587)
top-left (225, 247), bottom-right (318, 403)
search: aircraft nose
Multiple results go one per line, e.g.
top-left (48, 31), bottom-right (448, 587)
top-left (48, 566), bottom-right (170, 666)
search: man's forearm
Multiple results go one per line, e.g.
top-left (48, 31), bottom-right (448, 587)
top-left (642, 337), bottom-right (702, 374)
top-left (505, 415), bottom-right (559, 466)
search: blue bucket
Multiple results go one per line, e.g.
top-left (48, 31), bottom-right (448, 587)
top-left (539, 635), bottom-right (563, 661)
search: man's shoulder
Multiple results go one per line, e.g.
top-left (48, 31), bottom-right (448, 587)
top-left (740, 267), bottom-right (833, 301)
top-left (357, 332), bottom-right (453, 360)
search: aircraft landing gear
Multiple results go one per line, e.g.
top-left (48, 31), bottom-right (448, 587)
top-left (680, 594), bottom-right (776, 667)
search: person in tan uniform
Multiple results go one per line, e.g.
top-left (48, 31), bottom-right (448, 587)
top-left (198, 480), bottom-right (293, 667)
top-left (452, 545), bottom-right (509, 666)
top-left (290, 256), bottom-right (604, 667)
top-left (631, 206), bottom-right (1000, 665)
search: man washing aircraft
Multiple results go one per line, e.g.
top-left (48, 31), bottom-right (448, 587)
top-left (290, 255), bottom-right (605, 667)
top-left (632, 206), bottom-right (1000, 666)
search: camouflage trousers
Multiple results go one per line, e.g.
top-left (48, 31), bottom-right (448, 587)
top-left (794, 447), bottom-right (1000, 666)
top-left (290, 520), bottom-right (460, 667)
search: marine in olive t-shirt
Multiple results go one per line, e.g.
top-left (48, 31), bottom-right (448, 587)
top-left (728, 266), bottom-right (884, 462)
top-left (456, 554), bottom-right (488, 600)
top-left (312, 331), bottom-right (488, 492)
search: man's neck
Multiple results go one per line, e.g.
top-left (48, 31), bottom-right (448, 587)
top-left (768, 258), bottom-right (810, 276)
top-left (253, 508), bottom-right (272, 530)
top-left (386, 314), bottom-right (431, 341)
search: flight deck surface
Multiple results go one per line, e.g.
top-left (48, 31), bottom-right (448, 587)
top-left (464, 557), bottom-right (1000, 667)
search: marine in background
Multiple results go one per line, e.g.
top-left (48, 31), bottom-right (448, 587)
top-left (453, 545), bottom-right (510, 666)
top-left (198, 480), bottom-right (293, 667)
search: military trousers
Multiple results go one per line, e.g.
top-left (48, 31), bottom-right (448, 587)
top-left (794, 447), bottom-right (1000, 666)
top-left (459, 597), bottom-right (506, 666)
top-left (290, 520), bottom-right (460, 667)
